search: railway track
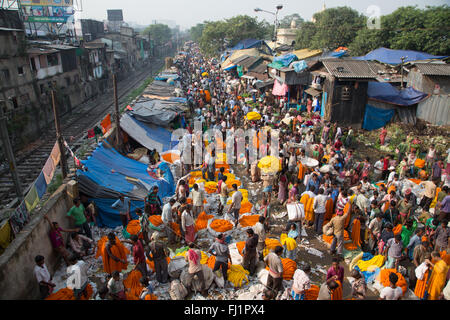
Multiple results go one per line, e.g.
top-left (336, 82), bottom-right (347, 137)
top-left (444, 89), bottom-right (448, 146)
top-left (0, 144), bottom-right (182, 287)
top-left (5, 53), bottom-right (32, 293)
top-left (0, 57), bottom-right (166, 209)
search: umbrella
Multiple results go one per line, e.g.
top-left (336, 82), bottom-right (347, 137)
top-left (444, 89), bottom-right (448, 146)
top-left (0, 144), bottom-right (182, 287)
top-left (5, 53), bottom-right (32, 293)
top-left (246, 112), bottom-right (262, 121)
top-left (258, 156), bottom-right (281, 174)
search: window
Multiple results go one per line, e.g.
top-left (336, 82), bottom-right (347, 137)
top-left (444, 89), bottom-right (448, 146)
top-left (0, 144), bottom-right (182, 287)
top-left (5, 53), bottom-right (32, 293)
top-left (11, 97), bottom-right (18, 109)
top-left (18, 66), bottom-right (24, 75)
top-left (30, 58), bottom-right (37, 72)
top-left (47, 53), bottom-right (59, 67)
top-left (1, 69), bottom-right (10, 81)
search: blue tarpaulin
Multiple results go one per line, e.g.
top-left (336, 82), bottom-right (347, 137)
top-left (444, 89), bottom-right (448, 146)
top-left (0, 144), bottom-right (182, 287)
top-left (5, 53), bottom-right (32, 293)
top-left (292, 60), bottom-right (308, 73)
top-left (228, 39), bottom-right (273, 55)
top-left (368, 82), bottom-right (428, 106)
top-left (363, 104), bottom-right (395, 131)
top-left (353, 47), bottom-right (447, 65)
top-left (93, 198), bottom-right (143, 228)
top-left (273, 53), bottom-right (298, 68)
top-left (120, 113), bottom-right (178, 153)
top-left (78, 143), bottom-right (174, 199)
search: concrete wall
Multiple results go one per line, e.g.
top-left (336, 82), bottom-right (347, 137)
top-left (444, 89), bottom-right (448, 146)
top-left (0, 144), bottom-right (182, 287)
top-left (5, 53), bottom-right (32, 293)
top-left (0, 184), bottom-right (74, 300)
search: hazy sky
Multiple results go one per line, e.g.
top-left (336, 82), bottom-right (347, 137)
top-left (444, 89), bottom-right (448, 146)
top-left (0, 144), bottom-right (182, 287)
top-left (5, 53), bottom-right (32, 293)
top-left (75, 0), bottom-right (448, 30)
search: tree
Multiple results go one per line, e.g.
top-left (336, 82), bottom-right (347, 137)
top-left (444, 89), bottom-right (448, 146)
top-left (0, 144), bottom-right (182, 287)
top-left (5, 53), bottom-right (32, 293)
top-left (142, 24), bottom-right (172, 46)
top-left (198, 15), bottom-right (271, 56)
top-left (294, 22), bottom-right (316, 49)
top-left (309, 7), bottom-right (365, 50)
top-left (189, 23), bottom-right (205, 43)
top-left (348, 5), bottom-right (450, 56)
top-left (279, 13), bottom-right (304, 29)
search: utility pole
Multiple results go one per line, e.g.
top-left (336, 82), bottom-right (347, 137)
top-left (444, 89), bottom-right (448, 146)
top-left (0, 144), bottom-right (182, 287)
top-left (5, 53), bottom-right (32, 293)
top-left (113, 73), bottom-right (120, 147)
top-left (51, 91), bottom-right (68, 179)
top-left (0, 104), bottom-right (23, 201)
top-left (400, 56), bottom-right (406, 89)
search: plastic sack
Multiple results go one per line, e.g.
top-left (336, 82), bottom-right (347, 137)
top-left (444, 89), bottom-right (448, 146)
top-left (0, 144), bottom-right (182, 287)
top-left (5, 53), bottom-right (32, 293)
top-left (287, 203), bottom-right (305, 221)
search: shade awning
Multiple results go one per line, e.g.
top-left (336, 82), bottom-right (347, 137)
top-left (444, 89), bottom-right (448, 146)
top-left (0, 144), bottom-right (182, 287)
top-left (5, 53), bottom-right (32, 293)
top-left (305, 87), bottom-right (322, 97)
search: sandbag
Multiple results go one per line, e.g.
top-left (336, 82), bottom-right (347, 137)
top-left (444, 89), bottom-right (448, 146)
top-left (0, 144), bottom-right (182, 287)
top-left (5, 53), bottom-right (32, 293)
top-left (168, 256), bottom-right (188, 279)
top-left (323, 222), bottom-right (334, 236)
top-left (287, 203), bottom-right (305, 221)
top-left (169, 279), bottom-right (188, 300)
top-left (180, 265), bottom-right (215, 292)
top-left (229, 243), bottom-right (243, 266)
top-left (258, 268), bottom-right (269, 286)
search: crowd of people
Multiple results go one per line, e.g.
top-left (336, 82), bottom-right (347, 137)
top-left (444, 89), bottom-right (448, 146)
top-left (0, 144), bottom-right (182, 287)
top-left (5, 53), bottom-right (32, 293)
top-left (34, 42), bottom-right (449, 301)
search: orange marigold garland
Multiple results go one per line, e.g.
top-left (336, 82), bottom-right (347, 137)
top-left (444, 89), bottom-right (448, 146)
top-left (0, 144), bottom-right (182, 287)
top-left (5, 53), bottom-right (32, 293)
top-left (148, 215), bottom-right (163, 227)
top-left (45, 284), bottom-right (94, 300)
top-left (126, 220), bottom-right (141, 235)
top-left (379, 269), bottom-right (408, 296)
top-left (265, 258), bottom-right (297, 280)
top-left (210, 219), bottom-right (234, 232)
top-left (239, 215), bottom-right (260, 227)
top-left (195, 211), bottom-right (214, 232)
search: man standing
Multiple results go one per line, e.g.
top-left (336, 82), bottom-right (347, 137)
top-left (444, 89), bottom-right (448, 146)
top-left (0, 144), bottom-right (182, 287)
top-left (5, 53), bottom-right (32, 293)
top-left (148, 233), bottom-right (169, 284)
top-left (191, 184), bottom-right (205, 219)
top-left (313, 188), bottom-right (327, 235)
top-left (181, 204), bottom-right (196, 245)
top-left (45, 216), bottom-right (78, 265)
top-left (34, 255), bottom-right (56, 299)
top-left (208, 234), bottom-right (233, 286)
top-left (67, 198), bottom-right (92, 239)
top-left (218, 176), bottom-right (229, 216)
top-left (228, 184), bottom-right (242, 223)
top-left (162, 198), bottom-right (176, 244)
top-left (124, 235), bottom-right (148, 280)
top-left (243, 228), bottom-right (259, 276)
top-left (329, 203), bottom-right (351, 256)
top-left (419, 178), bottom-right (438, 213)
top-left (253, 216), bottom-right (266, 261)
top-left (384, 235), bottom-right (404, 270)
top-left (433, 220), bottom-right (450, 252)
top-left (111, 195), bottom-right (131, 228)
top-left (264, 246), bottom-right (284, 298)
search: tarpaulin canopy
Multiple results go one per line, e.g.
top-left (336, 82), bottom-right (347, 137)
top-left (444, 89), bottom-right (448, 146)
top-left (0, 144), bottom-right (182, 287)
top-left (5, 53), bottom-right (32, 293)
top-left (362, 104), bottom-right (395, 131)
top-left (221, 48), bottom-right (261, 70)
top-left (142, 80), bottom-right (177, 97)
top-left (269, 53), bottom-right (298, 69)
top-left (229, 39), bottom-right (273, 55)
top-left (120, 113), bottom-right (179, 153)
top-left (368, 82), bottom-right (428, 106)
top-left (353, 47), bottom-right (447, 65)
top-left (129, 99), bottom-right (187, 126)
top-left (77, 142), bottom-right (174, 200)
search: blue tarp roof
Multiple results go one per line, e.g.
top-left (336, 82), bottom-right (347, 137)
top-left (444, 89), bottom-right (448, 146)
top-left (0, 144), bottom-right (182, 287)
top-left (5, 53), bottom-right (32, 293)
top-left (120, 113), bottom-right (179, 153)
top-left (77, 143), bottom-right (174, 199)
top-left (228, 39), bottom-right (273, 55)
top-left (363, 104), bottom-right (395, 131)
top-left (368, 82), bottom-right (429, 106)
top-left (353, 47), bottom-right (447, 65)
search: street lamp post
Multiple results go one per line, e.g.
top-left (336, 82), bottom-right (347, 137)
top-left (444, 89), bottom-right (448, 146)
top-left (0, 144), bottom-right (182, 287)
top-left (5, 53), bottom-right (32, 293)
top-left (254, 5), bottom-right (283, 43)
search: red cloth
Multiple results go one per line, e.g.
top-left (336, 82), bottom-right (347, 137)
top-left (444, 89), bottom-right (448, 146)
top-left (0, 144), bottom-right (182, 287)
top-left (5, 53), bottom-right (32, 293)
top-left (133, 240), bottom-right (145, 265)
top-left (87, 129), bottom-right (95, 138)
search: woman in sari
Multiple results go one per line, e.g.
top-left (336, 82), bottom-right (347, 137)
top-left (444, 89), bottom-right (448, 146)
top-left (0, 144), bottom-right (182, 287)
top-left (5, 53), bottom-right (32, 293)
top-left (379, 126), bottom-right (388, 146)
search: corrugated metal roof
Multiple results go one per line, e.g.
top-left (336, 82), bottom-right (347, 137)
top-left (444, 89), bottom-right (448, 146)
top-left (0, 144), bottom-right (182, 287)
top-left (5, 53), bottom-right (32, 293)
top-left (27, 47), bottom-right (59, 55)
top-left (414, 63), bottom-right (450, 76)
top-left (249, 61), bottom-right (268, 74)
top-left (238, 56), bottom-right (261, 69)
top-left (322, 59), bottom-right (382, 79)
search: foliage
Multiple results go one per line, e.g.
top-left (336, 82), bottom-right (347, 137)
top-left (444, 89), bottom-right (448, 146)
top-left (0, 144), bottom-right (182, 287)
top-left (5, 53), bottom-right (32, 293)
top-left (294, 22), bottom-right (316, 49)
top-left (189, 23), bottom-right (205, 43)
top-left (279, 13), bottom-right (304, 29)
top-left (198, 15), bottom-right (271, 56)
top-left (142, 24), bottom-right (172, 46)
top-left (47, 173), bottom-right (63, 195)
top-left (349, 5), bottom-right (450, 56)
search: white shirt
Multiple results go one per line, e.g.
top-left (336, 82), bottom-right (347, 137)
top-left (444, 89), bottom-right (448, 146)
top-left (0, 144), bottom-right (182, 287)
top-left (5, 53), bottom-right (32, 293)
top-left (301, 191), bottom-right (316, 199)
top-left (292, 269), bottom-right (311, 293)
top-left (314, 195), bottom-right (328, 213)
top-left (161, 203), bottom-right (173, 224)
top-left (387, 171), bottom-right (396, 184)
top-left (181, 210), bottom-right (195, 230)
top-left (67, 261), bottom-right (88, 290)
top-left (380, 286), bottom-right (403, 300)
top-left (374, 161), bottom-right (383, 174)
top-left (34, 264), bottom-right (51, 284)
